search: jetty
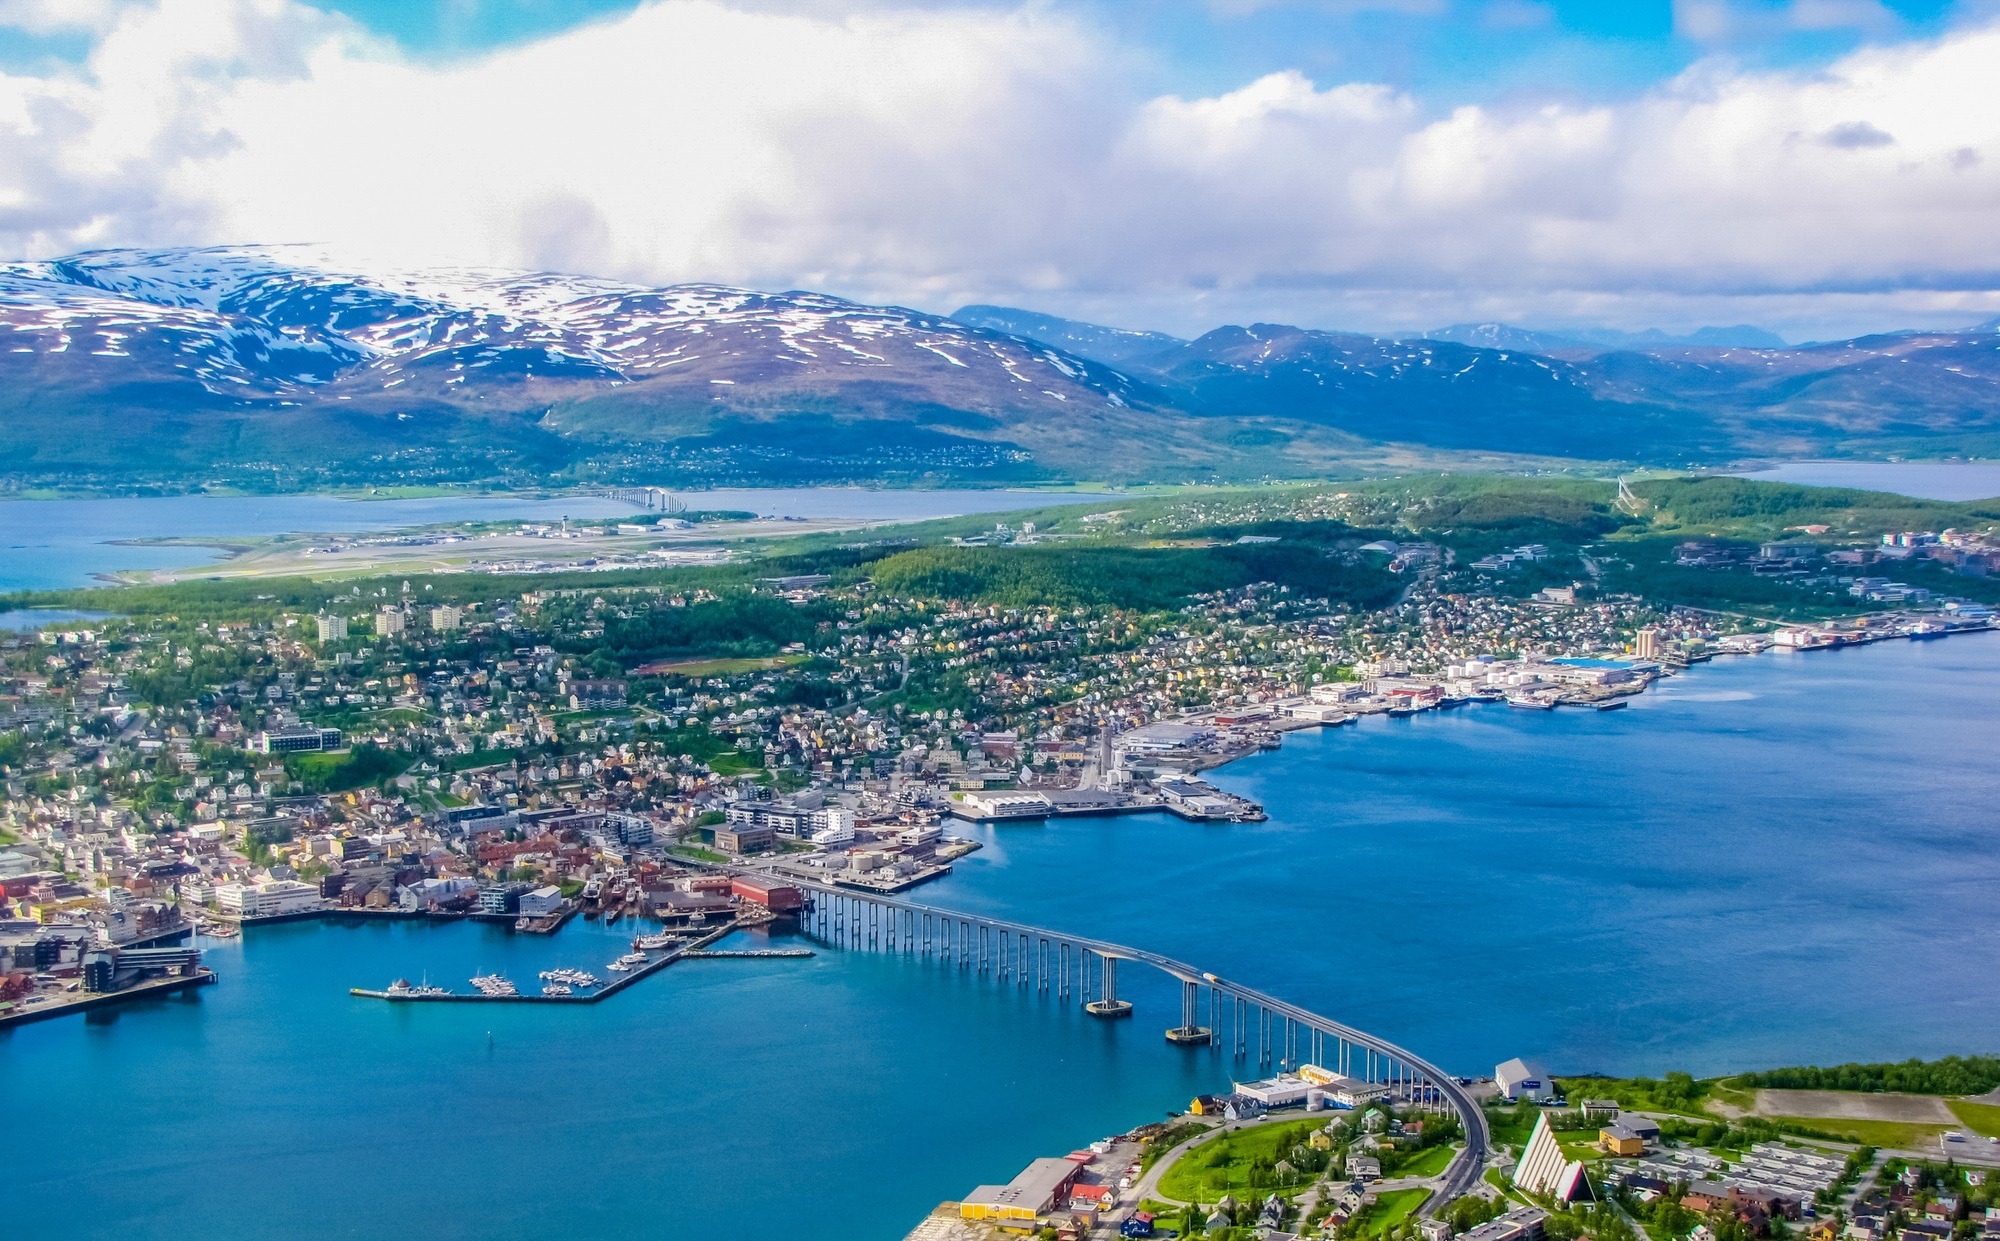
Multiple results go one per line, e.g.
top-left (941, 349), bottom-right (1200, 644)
top-left (346, 920), bottom-right (808, 1006)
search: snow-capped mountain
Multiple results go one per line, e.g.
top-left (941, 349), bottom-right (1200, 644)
top-left (7, 247), bottom-right (2000, 490)
top-left (0, 245), bottom-right (1140, 408)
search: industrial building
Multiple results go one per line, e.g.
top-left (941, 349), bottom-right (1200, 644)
top-left (960, 1157), bottom-right (1083, 1228)
top-left (1495, 1057), bottom-right (1556, 1102)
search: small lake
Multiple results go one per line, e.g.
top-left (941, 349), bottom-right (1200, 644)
top-left (0, 488), bottom-right (1115, 591)
top-left (1732, 461), bottom-right (2000, 500)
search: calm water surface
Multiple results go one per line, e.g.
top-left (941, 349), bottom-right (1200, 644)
top-left (0, 488), bottom-right (1113, 591)
top-left (6, 634), bottom-right (1998, 1239)
top-left (1733, 461), bottom-right (2000, 500)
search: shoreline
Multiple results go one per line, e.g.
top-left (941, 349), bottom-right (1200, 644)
top-left (1157, 618), bottom-right (1998, 789)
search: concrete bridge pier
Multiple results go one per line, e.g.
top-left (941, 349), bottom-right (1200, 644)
top-left (1165, 978), bottom-right (1212, 1046)
top-left (1084, 953), bottom-right (1131, 1019)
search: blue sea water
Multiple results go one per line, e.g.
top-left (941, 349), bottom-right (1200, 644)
top-left (6, 634), bottom-right (1999, 1239)
top-left (0, 488), bottom-right (1116, 591)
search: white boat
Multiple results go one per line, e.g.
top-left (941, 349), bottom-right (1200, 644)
top-left (385, 977), bottom-right (449, 998)
top-left (541, 983), bottom-right (573, 998)
top-left (470, 973), bottom-right (518, 997)
top-left (632, 933), bottom-right (676, 951)
top-left (1505, 694), bottom-right (1556, 710)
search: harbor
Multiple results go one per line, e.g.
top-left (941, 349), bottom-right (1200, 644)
top-left (347, 918), bottom-right (813, 1005)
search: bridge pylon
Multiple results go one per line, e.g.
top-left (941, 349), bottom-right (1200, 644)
top-left (1165, 978), bottom-right (1212, 1046)
top-left (1083, 953), bottom-right (1132, 1019)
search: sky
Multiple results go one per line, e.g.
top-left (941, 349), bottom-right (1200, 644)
top-left (0, 0), bottom-right (1995, 342)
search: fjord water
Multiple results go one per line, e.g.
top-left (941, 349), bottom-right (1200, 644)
top-left (1732, 460), bottom-right (2000, 500)
top-left (0, 487), bottom-right (1115, 590)
top-left (7, 635), bottom-right (1999, 1240)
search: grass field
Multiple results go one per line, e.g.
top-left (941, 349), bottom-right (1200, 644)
top-left (1485, 1109), bottom-right (1539, 1149)
top-left (1764, 1115), bottom-right (1947, 1149)
top-left (1354, 1188), bottom-right (1432, 1237)
top-left (634, 654), bottom-right (806, 677)
top-left (1157, 1119), bottom-right (1324, 1202)
top-left (1948, 1100), bottom-right (2000, 1138)
top-left (1389, 1144), bottom-right (1459, 1178)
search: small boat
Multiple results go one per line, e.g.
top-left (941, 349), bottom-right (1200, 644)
top-left (632, 933), bottom-right (676, 951)
top-left (385, 977), bottom-right (449, 998)
top-left (541, 984), bottom-right (573, 998)
top-left (470, 973), bottom-right (518, 997)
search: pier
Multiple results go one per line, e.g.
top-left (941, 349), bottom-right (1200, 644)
top-left (0, 969), bottom-right (217, 1029)
top-left (347, 920), bottom-right (785, 1005)
top-left (681, 948), bottom-right (815, 959)
top-left (790, 879), bottom-right (1490, 1209)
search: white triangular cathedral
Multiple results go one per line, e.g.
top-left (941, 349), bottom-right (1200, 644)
top-left (1512, 1112), bottom-right (1592, 1201)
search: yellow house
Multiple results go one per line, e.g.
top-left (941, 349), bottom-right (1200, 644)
top-left (1190, 1095), bottom-right (1226, 1116)
top-left (1309, 1131), bottom-right (1334, 1151)
top-left (1600, 1126), bottom-right (1645, 1157)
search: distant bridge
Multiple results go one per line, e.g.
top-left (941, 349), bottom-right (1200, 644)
top-left (789, 879), bottom-right (1489, 1206)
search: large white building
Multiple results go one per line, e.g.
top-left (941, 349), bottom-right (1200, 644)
top-left (518, 886), bottom-right (563, 918)
top-left (1496, 1057), bottom-right (1556, 1102)
top-left (1514, 1112), bottom-right (1592, 1201)
top-left (315, 615), bottom-right (348, 642)
top-left (375, 609), bottom-right (406, 638)
top-left (215, 880), bottom-right (321, 918)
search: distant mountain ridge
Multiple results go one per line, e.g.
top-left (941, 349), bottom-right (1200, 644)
top-left (2, 247), bottom-right (1998, 490)
top-left (1422, 322), bottom-right (1789, 355)
top-left (955, 304), bottom-right (2000, 462)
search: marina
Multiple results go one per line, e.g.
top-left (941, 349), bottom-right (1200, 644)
top-left (345, 918), bottom-right (805, 1005)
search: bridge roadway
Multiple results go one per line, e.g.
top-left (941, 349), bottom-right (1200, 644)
top-left (785, 877), bottom-right (1490, 1210)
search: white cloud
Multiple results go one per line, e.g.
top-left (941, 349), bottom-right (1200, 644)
top-left (1673, 0), bottom-right (1900, 45)
top-left (1, 0), bottom-right (1996, 336)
